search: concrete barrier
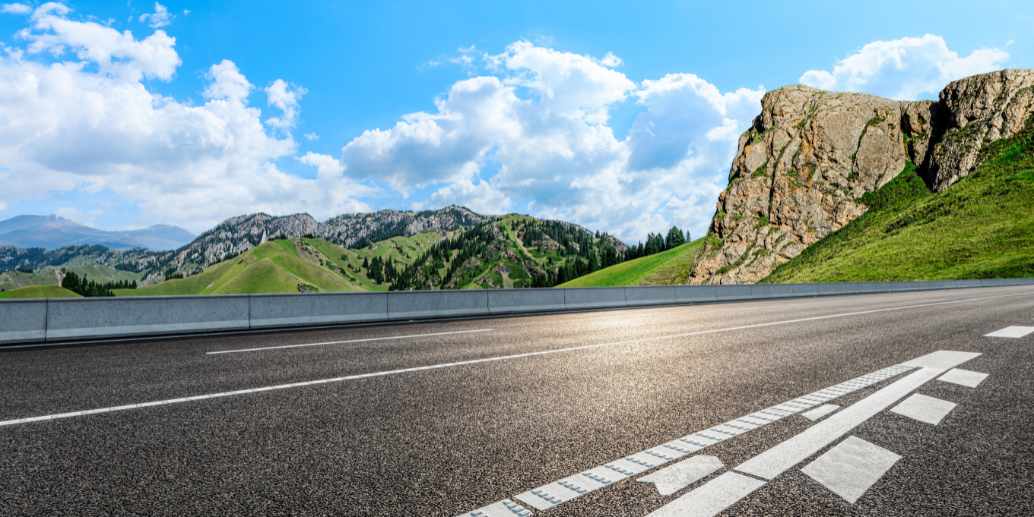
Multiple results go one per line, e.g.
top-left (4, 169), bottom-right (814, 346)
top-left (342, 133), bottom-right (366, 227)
top-left (1, 278), bottom-right (1031, 345)
top-left (45, 296), bottom-right (250, 341)
top-left (250, 292), bottom-right (388, 328)
top-left (0, 300), bottom-right (47, 345)
top-left (387, 290), bottom-right (489, 320)
top-left (487, 289), bottom-right (565, 313)
top-left (624, 286), bottom-right (676, 307)
top-left (563, 287), bottom-right (627, 309)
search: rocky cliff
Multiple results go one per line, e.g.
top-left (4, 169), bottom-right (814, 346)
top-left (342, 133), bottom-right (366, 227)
top-left (692, 69), bottom-right (1034, 284)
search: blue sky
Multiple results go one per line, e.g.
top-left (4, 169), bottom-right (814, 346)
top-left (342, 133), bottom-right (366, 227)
top-left (0, 1), bottom-right (1030, 242)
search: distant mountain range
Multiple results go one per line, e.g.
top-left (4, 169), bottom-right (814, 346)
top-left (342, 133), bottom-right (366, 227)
top-left (0, 215), bottom-right (195, 251)
top-left (0, 206), bottom-right (628, 292)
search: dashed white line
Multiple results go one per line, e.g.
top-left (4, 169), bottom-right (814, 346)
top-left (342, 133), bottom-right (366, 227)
top-left (984, 326), bottom-right (1034, 339)
top-left (938, 368), bottom-right (988, 388)
top-left (890, 393), bottom-right (957, 425)
top-left (801, 404), bottom-right (840, 421)
top-left (801, 436), bottom-right (901, 504)
top-left (639, 455), bottom-right (724, 496)
top-left (207, 328), bottom-right (495, 354)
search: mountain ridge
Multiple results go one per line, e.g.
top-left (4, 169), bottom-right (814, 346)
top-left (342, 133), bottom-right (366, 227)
top-left (0, 215), bottom-right (195, 251)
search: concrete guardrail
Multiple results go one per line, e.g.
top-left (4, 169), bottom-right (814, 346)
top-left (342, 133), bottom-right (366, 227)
top-left (2, 278), bottom-right (1032, 345)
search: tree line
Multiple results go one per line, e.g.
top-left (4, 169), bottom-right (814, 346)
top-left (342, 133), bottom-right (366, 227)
top-left (60, 270), bottom-right (137, 297)
top-left (624, 226), bottom-right (690, 260)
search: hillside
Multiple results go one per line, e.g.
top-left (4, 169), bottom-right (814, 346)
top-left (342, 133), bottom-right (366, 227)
top-left (692, 69), bottom-right (1034, 284)
top-left (0, 285), bottom-right (81, 299)
top-left (560, 239), bottom-right (704, 287)
top-left (766, 126), bottom-right (1034, 282)
top-left (390, 215), bottom-right (626, 290)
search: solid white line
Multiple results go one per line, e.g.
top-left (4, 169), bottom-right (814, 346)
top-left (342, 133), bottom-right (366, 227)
top-left (801, 436), bottom-right (901, 504)
top-left (801, 404), bottom-right (840, 421)
top-left (984, 325), bottom-right (1034, 339)
top-left (647, 472), bottom-right (765, 517)
top-left (1, 296), bottom-right (1003, 429)
top-left (639, 455), bottom-right (724, 496)
top-left (736, 352), bottom-right (978, 480)
top-left (206, 328), bottom-right (495, 355)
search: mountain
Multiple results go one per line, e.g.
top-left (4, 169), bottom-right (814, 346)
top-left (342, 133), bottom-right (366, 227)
top-left (765, 124), bottom-right (1034, 282)
top-left (125, 234), bottom-right (444, 296)
top-left (0, 215), bottom-right (195, 251)
top-left (691, 69), bottom-right (1034, 284)
top-left (389, 215), bottom-right (626, 289)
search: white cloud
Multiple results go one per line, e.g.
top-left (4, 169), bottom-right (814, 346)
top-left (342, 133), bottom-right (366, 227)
top-left (600, 52), bottom-right (622, 68)
top-left (304, 131), bottom-right (319, 141)
top-left (138, 2), bottom-right (172, 29)
top-left (0, 7), bottom-right (372, 231)
top-left (1, 3), bottom-right (30, 15)
top-left (799, 34), bottom-right (1009, 99)
top-left (22, 2), bottom-right (180, 81)
top-left (341, 40), bottom-right (761, 242)
top-left (265, 79), bottom-right (307, 130)
top-left (203, 59), bottom-right (251, 101)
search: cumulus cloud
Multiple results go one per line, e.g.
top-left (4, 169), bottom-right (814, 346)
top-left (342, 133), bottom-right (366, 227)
top-left (0, 6), bottom-right (371, 231)
top-left (265, 79), bottom-right (307, 130)
top-left (139, 2), bottom-right (172, 29)
top-left (799, 34), bottom-right (1009, 99)
top-left (1, 3), bottom-right (30, 15)
top-left (341, 40), bottom-right (761, 242)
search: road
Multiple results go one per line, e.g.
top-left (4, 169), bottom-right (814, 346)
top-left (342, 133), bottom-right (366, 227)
top-left (2, 286), bottom-right (1033, 516)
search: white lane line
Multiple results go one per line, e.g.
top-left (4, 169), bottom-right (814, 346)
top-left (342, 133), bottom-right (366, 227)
top-left (639, 455), bottom-right (724, 496)
top-left (938, 368), bottom-right (988, 388)
top-left (801, 436), bottom-right (901, 504)
top-left (984, 326), bottom-right (1034, 339)
top-left (207, 328), bottom-right (495, 354)
top-left (736, 351), bottom-right (979, 480)
top-left (468, 363), bottom-right (913, 515)
top-left (890, 393), bottom-right (957, 425)
top-left (801, 404), bottom-right (840, 421)
top-left (458, 499), bottom-right (533, 517)
top-left (646, 472), bottom-right (765, 517)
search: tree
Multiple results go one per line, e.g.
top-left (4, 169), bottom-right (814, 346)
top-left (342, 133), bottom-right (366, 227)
top-left (665, 226), bottom-right (686, 249)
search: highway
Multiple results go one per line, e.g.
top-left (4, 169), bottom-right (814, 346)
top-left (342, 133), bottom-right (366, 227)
top-left (2, 285), bottom-right (1033, 516)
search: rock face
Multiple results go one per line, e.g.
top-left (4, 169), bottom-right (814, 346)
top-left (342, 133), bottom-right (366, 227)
top-left (320, 205), bottom-right (492, 247)
top-left (692, 69), bottom-right (1034, 284)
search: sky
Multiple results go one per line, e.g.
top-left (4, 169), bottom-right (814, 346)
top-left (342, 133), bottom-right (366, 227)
top-left (0, 1), bottom-right (1030, 243)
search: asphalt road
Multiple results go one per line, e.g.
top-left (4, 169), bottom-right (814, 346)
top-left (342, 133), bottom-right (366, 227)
top-left (2, 286), bottom-right (1033, 516)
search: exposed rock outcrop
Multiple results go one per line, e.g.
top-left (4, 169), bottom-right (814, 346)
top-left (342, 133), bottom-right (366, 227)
top-left (692, 69), bottom-right (1034, 284)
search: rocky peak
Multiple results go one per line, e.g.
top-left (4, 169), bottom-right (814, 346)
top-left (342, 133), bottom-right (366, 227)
top-left (691, 69), bottom-right (1034, 284)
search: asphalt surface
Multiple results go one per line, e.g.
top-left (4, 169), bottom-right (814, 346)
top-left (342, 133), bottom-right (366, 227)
top-left (1, 286), bottom-right (1033, 516)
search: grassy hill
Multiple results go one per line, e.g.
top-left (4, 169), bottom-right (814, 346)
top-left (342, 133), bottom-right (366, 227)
top-left (119, 234), bottom-right (442, 296)
top-left (560, 239), bottom-right (704, 287)
top-left (0, 285), bottom-right (81, 299)
top-left (389, 215), bottom-right (626, 289)
top-left (766, 125), bottom-right (1034, 282)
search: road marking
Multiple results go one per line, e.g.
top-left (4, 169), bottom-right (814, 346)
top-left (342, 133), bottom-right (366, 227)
top-left (938, 368), bottom-right (988, 388)
top-left (206, 328), bottom-right (496, 354)
top-left (801, 436), bottom-right (900, 504)
top-left (639, 455), bottom-right (724, 496)
top-left (736, 351), bottom-right (978, 480)
top-left (801, 404), bottom-right (840, 421)
top-left (984, 326), bottom-right (1034, 339)
top-left (458, 499), bottom-right (533, 517)
top-left (646, 472), bottom-right (765, 517)
top-left (466, 362), bottom-right (913, 514)
top-left (890, 393), bottom-right (957, 425)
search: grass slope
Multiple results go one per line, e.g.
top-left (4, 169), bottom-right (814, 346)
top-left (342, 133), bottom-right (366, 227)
top-left (560, 239), bottom-right (704, 287)
top-left (766, 126), bottom-right (1034, 282)
top-left (120, 234), bottom-right (443, 296)
top-left (0, 285), bottom-right (81, 299)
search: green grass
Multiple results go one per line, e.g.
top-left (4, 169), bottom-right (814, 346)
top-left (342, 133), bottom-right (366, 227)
top-left (121, 239), bottom-right (361, 296)
top-left (766, 125), bottom-right (1034, 282)
top-left (0, 285), bottom-right (81, 299)
top-left (118, 234), bottom-right (444, 296)
top-left (559, 239), bottom-right (705, 287)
